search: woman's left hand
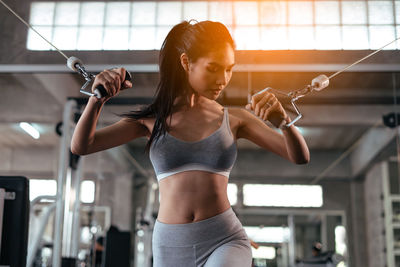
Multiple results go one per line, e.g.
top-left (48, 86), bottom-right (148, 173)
top-left (245, 88), bottom-right (288, 123)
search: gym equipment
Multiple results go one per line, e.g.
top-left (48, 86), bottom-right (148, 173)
top-left (0, 176), bottom-right (29, 267)
top-left (0, 0), bottom-right (132, 99)
top-left (249, 37), bottom-right (400, 128)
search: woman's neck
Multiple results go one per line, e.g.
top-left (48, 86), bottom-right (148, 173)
top-left (174, 93), bottom-right (213, 110)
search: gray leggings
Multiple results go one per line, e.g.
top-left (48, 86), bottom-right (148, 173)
top-left (152, 207), bottom-right (252, 267)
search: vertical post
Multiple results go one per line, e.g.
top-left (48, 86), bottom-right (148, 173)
top-left (288, 215), bottom-right (296, 267)
top-left (71, 156), bottom-right (84, 257)
top-left (0, 188), bottom-right (5, 253)
top-left (321, 214), bottom-right (327, 252)
top-left (62, 168), bottom-right (72, 257)
top-left (53, 100), bottom-right (76, 267)
top-left (280, 242), bottom-right (289, 267)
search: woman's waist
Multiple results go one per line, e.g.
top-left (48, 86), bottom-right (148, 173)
top-left (153, 206), bottom-right (247, 247)
top-left (157, 194), bottom-right (230, 224)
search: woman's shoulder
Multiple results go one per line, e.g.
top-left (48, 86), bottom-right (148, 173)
top-left (223, 106), bottom-right (249, 132)
top-left (225, 106), bottom-right (248, 119)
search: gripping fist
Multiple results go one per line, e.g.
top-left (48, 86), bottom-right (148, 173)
top-left (91, 68), bottom-right (132, 101)
top-left (245, 88), bottom-right (288, 124)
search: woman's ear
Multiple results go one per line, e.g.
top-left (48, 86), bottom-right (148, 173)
top-left (180, 53), bottom-right (189, 72)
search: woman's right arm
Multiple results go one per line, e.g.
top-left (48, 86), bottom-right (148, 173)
top-left (70, 68), bottom-right (149, 155)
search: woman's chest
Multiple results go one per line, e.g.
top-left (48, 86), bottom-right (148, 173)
top-left (142, 109), bottom-right (241, 141)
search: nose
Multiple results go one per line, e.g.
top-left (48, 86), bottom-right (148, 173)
top-left (216, 71), bottom-right (229, 87)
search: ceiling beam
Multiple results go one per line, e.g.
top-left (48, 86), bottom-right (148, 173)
top-left (350, 127), bottom-right (398, 177)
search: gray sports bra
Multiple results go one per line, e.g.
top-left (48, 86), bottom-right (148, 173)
top-left (149, 107), bottom-right (237, 181)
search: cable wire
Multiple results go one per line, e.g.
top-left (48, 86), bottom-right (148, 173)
top-left (328, 36), bottom-right (400, 80)
top-left (0, 0), bottom-right (69, 60)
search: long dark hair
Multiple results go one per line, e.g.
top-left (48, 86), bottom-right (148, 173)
top-left (120, 20), bottom-right (235, 153)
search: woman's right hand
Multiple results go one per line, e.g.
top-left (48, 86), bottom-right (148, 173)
top-left (91, 68), bottom-right (132, 102)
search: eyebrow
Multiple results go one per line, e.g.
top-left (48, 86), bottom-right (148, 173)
top-left (208, 62), bottom-right (236, 68)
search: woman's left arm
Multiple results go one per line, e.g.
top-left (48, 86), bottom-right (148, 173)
top-left (236, 90), bottom-right (310, 164)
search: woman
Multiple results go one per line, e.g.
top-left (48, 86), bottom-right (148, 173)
top-left (71, 20), bottom-right (309, 267)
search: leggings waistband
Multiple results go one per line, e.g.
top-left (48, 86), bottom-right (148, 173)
top-left (153, 207), bottom-right (244, 247)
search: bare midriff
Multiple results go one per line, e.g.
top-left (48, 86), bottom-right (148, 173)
top-left (157, 170), bottom-right (231, 224)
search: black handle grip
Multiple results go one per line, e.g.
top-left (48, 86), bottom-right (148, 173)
top-left (268, 111), bottom-right (287, 128)
top-left (94, 70), bottom-right (132, 99)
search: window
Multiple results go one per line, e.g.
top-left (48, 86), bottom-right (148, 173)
top-left (243, 184), bottom-right (323, 207)
top-left (335, 225), bottom-right (347, 256)
top-left (251, 246), bottom-right (276, 260)
top-left (244, 226), bottom-right (290, 243)
top-left (80, 180), bottom-right (95, 203)
top-left (227, 183), bottom-right (238, 205)
top-left (27, 1), bottom-right (400, 51)
top-left (29, 179), bottom-right (57, 201)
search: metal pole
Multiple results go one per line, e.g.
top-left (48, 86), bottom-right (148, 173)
top-left (0, 188), bottom-right (5, 254)
top-left (27, 202), bottom-right (57, 267)
top-left (321, 214), bottom-right (327, 253)
top-left (62, 168), bottom-right (73, 257)
top-left (53, 100), bottom-right (76, 267)
top-left (71, 156), bottom-right (84, 257)
top-left (288, 215), bottom-right (296, 267)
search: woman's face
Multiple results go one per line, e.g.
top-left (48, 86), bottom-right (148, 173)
top-left (183, 44), bottom-right (235, 100)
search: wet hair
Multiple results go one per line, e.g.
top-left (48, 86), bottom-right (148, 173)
top-left (120, 20), bottom-right (236, 153)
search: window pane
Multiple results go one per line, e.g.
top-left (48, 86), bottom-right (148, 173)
top-left (335, 226), bottom-right (347, 256)
top-left (80, 180), bottom-right (95, 203)
top-left (369, 26), bottom-right (396, 50)
top-left (209, 1), bottom-right (233, 25)
top-left (288, 26), bottom-right (315, 49)
top-left (260, 26), bottom-right (288, 50)
top-left (244, 226), bottom-right (290, 243)
top-left (157, 2), bottom-right (182, 26)
top-left (183, 1), bottom-right (208, 21)
top-left (397, 26), bottom-right (400, 49)
top-left (103, 27), bottom-right (129, 50)
top-left (156, 26), bottom-right (172, 49)
top-left (315, 26), bottom-right (341, 49)
top-left (129, 27), bottom-right (156, 50)
top-left (396, 1), bottom-right (400, 24)
top-left (30, 2), bottom-right (55, 25)
top-left (235, 27), bottom-right (260, 49)
top-left (252, 246), bottom-right (276, 260)
top-left (260, 1), bottom-right (286, 25)
top-left (243, 184), bottom-right (323, 207)
top-left (80, 2), bottom-right (105, 26)
top-left (53, 26), bottom-right (78, 50)
top-left (54, 2), bottom-right (80, 26)
top-left (288, 1), bottom-right (313, 25)
top-left (105, 2), bottom-right (130, 26)
top-left (315, 1), bottom-right (340, 25)
top-left (342, 1), bottom-right (367, 25)
top-left (368, 1), bottom-right (394, 25)
top-left (27, 26), bottom-right (53, 50)
top-left (342, 26), bottom-right (369, 49)
top-left (233, 2), bottom-right (258, 26)
top-left (132, 2), bottom-right (156, 25)
top-left (227, 183), bottom-right (237, 206)
top-left (29, 179), bottom-right (57, 201)
top-left (77, 26), bottom-right (103, 50)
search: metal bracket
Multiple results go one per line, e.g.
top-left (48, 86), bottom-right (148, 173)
top-left (75, 63), bottom-right (96, 97)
